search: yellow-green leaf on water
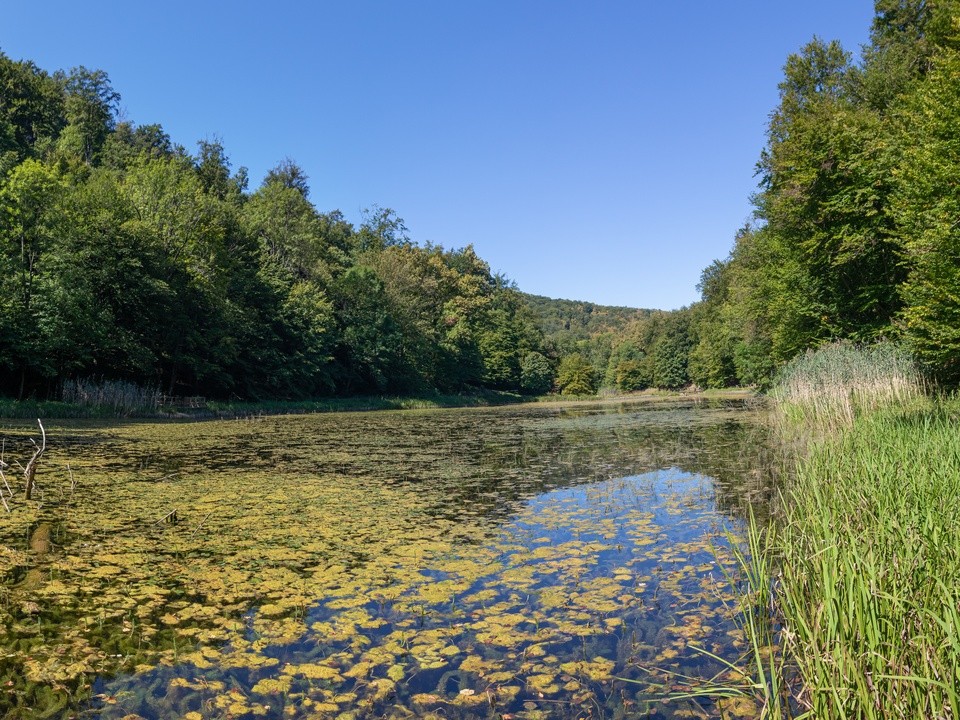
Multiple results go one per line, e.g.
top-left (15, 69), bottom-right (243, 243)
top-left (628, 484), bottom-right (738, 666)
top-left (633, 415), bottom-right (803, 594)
top-left (527, 673), bottom-right (560, 695)
top-left (251, 676), bottom-right (292, 694)
top-left (286, 662), bottom-right (343, 681)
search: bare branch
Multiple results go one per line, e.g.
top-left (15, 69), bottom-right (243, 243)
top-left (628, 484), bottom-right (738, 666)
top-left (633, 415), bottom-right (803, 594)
top-left (23, 419), bottom-right (46, 500)
top-left (190, 512), bottom-right (213, 539)
top-left (156, 509), bottom-right (178, 524)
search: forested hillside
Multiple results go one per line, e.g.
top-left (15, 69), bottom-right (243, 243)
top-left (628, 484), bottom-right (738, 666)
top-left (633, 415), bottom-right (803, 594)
top-left (0, 53), bottom-right (557, 400)
top-left (681, 0), bottom-right (960, 388)
top-left (4, 0), bottom-right (960, 403)
top-left (519, 294), bottom-right (649, 342)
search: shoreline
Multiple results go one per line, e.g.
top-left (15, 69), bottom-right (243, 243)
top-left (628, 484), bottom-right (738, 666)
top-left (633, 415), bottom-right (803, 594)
top-left (0, 387), bottom-right (759, 423)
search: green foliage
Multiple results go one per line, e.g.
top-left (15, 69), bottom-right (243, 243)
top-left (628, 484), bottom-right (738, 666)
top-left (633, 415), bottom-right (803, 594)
top-left (0, 159), bottom-right (66, 395)
top-left (613, 359), bottom-right (647, 391)
top-left (477, 289), bottom-right (540, 391)
top-left (687, 261), bottom-right (737, 389)
top-left (521, 294), bottom-right (651, 376)
top-left (555, 353), bottom-right (597, 395)
top-left (651, 312), bottom-right (692, 389)
top-left (100, 121), bottom-right (174, 170)
top-left (0, 53), bottom-right (555, 402)
top-left (278, 281), bottom-right (336, 394)
top-left (0, 52), bottom-right (65, 167)
top-left (519, 351), bottom-right (553, 395)
top-left (893, 41), bottom-right (960, 384)
top-left (355, 204), bottom-right (410, 253)
top-left (694, 2), bottom-right (960, 389)
top-left (520, 293), bottom-right (649, 342)
top-left (332, 266), bottom-right (405, 393)
top-left (758, 36), bottom-right (905, 350)
top-left (604, 338), bottom-right (649, 391)
top-left (54, 66), bottom-right (119, 165)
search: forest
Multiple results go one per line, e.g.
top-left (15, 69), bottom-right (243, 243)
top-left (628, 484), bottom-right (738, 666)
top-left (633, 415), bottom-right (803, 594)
top-left (686, 0), bottom-right (960, 389)
top-left (3, 0), bottom-right (960, 402)
top-left (0, 47), bottom-right (685, 402)
top-left (585, 0), bottom-right (960, 394)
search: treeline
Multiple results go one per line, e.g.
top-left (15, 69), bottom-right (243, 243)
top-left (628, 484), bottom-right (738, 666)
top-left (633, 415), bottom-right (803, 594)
top-left (0, 48), bottom-right (760, 405)
top-left (681, 0), bottom-right (960, 388)
top-left (0, 52), bottom-right (558, 400)
top-left (7, 0), bottom-right (959, 402)
top-left (499, 0), bottom-right (960, 397)
top-left (520, 301), bottom-right (699, 395)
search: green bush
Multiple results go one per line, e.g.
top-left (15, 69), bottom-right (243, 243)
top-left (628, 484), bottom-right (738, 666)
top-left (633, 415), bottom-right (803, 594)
top-left (519, 351), bottom-right (553, 395)
top-left (556, 353), bottom-right (597, 395)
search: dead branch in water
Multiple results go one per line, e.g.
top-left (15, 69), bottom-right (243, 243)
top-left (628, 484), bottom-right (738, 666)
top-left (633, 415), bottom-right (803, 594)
top-left (0, 440), bottom-right (11, 512)
top-left (22, 420), bottom-right (46, 500)
top-left (190, 511), bottom-right (213, 539)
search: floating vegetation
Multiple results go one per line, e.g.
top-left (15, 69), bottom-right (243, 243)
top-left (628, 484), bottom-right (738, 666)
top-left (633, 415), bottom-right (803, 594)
top-left (0, 399), bottom-right (772, 719)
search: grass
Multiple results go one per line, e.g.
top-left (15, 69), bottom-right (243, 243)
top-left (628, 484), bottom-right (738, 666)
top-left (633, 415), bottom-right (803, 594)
top-left (738, 342), bottom-right (960, 719)
top-left (0, 386), bottom-right (531, 419)
top-left (769, 340), bottom-right (925, 433)
top-left (0, 384), bottom-right (755, 420)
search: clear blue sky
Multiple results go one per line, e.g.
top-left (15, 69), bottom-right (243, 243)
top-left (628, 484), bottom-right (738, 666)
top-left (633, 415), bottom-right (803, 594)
top-left (3, 1), bottom-right (874, 310)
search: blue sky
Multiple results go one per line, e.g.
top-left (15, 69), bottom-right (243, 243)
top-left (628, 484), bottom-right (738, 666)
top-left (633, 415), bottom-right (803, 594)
top-left (3, 1), bottom-right (874, 309)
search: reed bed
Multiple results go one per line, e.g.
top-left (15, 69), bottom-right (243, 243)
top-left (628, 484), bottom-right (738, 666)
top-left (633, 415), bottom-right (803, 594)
top-left (771, 408), bottom-right (960, 718)
top-left (770, 340), bottom-right (924, 432)
top-left (740, 342), bottom-right (960, 718)
top-left (60, 378), bottom-right (162, 416)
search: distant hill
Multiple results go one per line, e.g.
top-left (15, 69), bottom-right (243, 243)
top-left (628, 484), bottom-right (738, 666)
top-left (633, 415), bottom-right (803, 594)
top-left (519, 293), bottom-right (652, 344)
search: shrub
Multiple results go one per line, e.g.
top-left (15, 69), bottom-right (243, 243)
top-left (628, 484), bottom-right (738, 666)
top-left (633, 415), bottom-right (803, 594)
top-left (556, 354), bottom-right (597, 396)
top-left (519, 352), bottom-right (553, 395)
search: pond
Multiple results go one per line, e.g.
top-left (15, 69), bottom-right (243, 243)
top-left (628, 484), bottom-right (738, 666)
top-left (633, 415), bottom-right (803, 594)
top-left (0, 397), bottom-right (775, 719)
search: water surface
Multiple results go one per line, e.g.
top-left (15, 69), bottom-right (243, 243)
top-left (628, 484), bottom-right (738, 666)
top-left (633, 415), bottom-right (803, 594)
top-left (0, 398), bottom-right (772, 719)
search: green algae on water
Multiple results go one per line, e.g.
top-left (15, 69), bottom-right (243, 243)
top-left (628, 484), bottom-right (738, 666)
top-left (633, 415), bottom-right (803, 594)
top-left (0, 400), bottom-right (771, 719)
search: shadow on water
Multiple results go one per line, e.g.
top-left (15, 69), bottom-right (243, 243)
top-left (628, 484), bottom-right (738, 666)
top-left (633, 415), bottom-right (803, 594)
top-left (0, 398), bottom-right (779, 719)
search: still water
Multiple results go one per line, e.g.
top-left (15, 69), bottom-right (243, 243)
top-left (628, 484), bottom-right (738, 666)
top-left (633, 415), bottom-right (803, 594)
top-left (0, 398), bottom-right (774, 719)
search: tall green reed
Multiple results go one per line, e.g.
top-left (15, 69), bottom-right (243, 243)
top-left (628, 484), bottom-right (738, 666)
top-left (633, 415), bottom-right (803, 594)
top-left (770, 340), bottom-right (924, 434)
top-left (739, 342), bottom-right (960, 719)
top-left (773, 409), bottom-right (960, 718)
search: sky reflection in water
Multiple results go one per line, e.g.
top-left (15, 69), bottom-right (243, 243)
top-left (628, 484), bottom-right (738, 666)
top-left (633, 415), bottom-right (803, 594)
top-left (0, 400), bottom-right (770, 719)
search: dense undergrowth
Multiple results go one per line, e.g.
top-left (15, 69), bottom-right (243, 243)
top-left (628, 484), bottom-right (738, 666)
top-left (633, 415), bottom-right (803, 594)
top-left (742, 342), bottom-right (960, 718)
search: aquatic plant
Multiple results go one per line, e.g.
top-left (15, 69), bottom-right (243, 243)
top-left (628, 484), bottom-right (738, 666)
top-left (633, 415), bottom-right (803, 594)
top-left (0, 400), bottom-right (769, 719)
top-left (769, 340), bottom-right (923, 432)
top-left (740, 395), bottom-right (960, 718)
top-left (61, 378), bottom-right (163, 417)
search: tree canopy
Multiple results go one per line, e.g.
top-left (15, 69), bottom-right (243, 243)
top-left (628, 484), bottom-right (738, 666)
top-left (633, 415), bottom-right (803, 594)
top-left (5, 1), bottom-right (960, 402)
top-left (681, 0), bottom-right (960, 388)
top-left (0, 52), bottom-right (547, 400)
